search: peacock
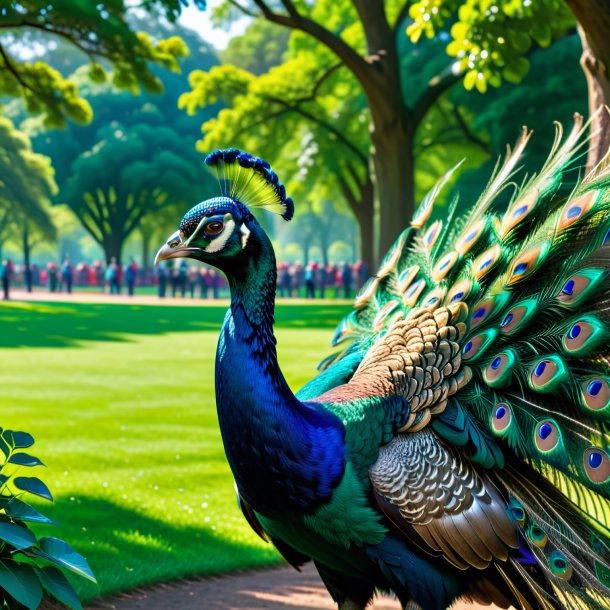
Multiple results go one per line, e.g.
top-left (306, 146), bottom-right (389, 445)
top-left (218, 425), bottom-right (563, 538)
top-left (155, 115), bottom-right (610, 610)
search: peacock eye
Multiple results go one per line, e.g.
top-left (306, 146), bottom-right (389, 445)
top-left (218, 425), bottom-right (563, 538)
top-left (204, 221), bottom-right (224, 236)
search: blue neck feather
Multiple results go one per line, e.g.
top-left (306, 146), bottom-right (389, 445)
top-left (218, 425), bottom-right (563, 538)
top-left (214, 223), bottom-right (345, 517)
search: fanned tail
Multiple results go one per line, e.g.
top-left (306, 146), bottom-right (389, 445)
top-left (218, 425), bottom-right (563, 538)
top-left (318, 115), bottom-right (610, 609)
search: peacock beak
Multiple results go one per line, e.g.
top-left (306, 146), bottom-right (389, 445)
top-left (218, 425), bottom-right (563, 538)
top-left (154, 230), bottom-right (193, 265)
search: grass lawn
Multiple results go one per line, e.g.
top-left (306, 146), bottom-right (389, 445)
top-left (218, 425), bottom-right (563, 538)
top-left (0, 300), bottom-right (351, 601)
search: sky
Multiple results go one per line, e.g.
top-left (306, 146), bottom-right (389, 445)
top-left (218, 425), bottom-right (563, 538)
top-left (177, 1), bottom-right (250, 50)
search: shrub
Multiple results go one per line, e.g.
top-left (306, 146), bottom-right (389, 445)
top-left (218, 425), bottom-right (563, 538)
top-left (0, 427), bottom-right (95, 609)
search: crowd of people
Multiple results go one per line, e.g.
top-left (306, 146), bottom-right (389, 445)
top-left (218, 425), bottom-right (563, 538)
top-left (278, 261), bottom-right (370, 299)
top-left (0, 256), bottom-right (370, 301)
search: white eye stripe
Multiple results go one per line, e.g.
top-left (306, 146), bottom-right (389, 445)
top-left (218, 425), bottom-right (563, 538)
top-left (240, 224), bottom-right (250, 249)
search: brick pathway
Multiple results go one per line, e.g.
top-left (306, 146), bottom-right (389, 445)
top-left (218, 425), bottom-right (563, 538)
top-left (85, 564), bottom-right (497, 610)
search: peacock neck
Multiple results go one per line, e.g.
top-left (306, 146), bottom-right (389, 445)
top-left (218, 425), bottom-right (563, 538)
top-left (214, 227), bottom-right (345, 517)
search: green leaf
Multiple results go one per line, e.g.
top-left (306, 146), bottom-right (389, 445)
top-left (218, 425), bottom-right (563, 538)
top-left (2, 431), bottom-right (35, 450)
top-left (463, 70), bottom-right (477, 90)
top-left (502, 57), bottom-right (530, 84)
top-left (13, 477), bottom-right (53, 501)
top-left (0, 521), bottom-right (37, 550)
top-left (36, 538), bottom-right (96, 583)
top-left (510, 31), bottom-right (531, 54)
top-left (8, 453), bottom-right (45, 467)
top-left (531, 24), bottom-right (552, 48)
top-left (37, 566), bottom-right (83, 610)
top-left (5, 499), bottom-right (57, 525)
top-left (0, 560), bottom-right (42, 609)
top-left (0, 435), bottom-right (9, 459)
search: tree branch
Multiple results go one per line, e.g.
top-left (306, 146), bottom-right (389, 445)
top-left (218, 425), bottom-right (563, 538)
top-left (279, 0), bottom-right (301, 20)
top-left (228, 62), bottom-right (368, 168)
top-left (249, 0), bottom-right (371, 84)
top-left (0, 44), bottom-right (41, 97)
top-left (226, 0), bottom-right (258, 18)
top-left (412, 69), bottom-right (461, 123)
top-left (450, 104), bottom-right (490, 154)
top-left (267, 95), bottom-right (369, 166)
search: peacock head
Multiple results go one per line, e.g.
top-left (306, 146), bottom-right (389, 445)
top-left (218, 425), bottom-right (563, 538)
top-left (155, 149), bottom-right (293, 270)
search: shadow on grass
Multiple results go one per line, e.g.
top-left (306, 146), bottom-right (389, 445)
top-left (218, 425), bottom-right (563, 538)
top-left (0, 302), bottom-right (351, 348)
top-left (39, 496), bottom-right (282, 602)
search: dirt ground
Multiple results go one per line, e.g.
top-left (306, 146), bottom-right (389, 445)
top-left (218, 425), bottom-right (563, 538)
top-left (85, 564), bottom-right (498, 610)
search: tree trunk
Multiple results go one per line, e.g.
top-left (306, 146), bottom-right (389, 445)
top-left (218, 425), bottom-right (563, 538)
top-left (369, 111), bottom-right (414, 262)
top-left (103, 235), bottom-right (123, 265)
top-left (22, 224), bottom-right (32, 293)
top-left (141, 231), bottom-right (151, 270)
top-left (303, 240), bottom-right (311, 265)
top-left (352, 184), bottom-right (375, 270)
top-left (348, 0), bottom-right (415, 261)
top-left (566, 1), bottom-right (610, 171)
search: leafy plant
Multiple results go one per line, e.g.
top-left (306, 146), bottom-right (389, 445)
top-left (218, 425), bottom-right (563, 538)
top-left (0, 427), bottom-right (95, 609)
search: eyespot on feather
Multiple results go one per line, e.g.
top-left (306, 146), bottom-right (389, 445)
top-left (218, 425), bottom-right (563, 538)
top-left (455, 217), bottom-right (488, 256)
top-left (421, 287), bottom-right (446, 309)
top-left (499, 299), bottom-right (537, 335)
top-left (583, 447), bottom-right (610, 484)
top-left (556, 189), bottom-right (600, 232)
top-left (507, 497), bottom-right (526, 525)
top-left (484, 351), bottom-right (516, 387)
top-left (527, 523), bottom-right (548, 548)
top-left (372, 300), bottom-right (401, 332)
top-left (397, 266), bottom-right (420, 294)
top-left (403, 279), bottom-right (426, 307)
top-left (528, 356), bottom-right (567, 392)
top-left (423, 220), bottom-right (443, 253)
top-left (473, 244), bottom-right (502, 281)
top-left (462, 328), bottom-right (498, 362)
top-left (548, 549), bottom-right (573, 581)
top-left (470, 292), bottom-right (510, 329)
top-left (354, 276), bottom-right (380, 309)
top-left (505, 242), bottom-right (550, 287)
top-left (500, 189), bottom-right (539, 238)
top-left (562, 316), bottom-right (605, 355)
top-left (377, 230), bottom-right (410, 278)
top-left (556, 269), bottom-right (605, 308)
top-left (580, 377), bottom-right (610, 412)
top-left (431, 251), bottom-right (459, 282)
top-left (534, 420), bottom-right (561, 453)
top-left (491, 402), bottom-right (512, 434)
top-left (446, 279), bottom-right (474, 305)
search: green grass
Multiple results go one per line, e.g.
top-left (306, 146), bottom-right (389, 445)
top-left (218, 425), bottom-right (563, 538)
top-left (0, 300), bottom-right (351, 601)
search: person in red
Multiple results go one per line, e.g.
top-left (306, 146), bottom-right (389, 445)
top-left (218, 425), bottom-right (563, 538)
top-left (126, 258), bottom-right (138, 296)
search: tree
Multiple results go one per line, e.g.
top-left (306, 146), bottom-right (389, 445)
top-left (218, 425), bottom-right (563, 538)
top-left (0, 0), bottom-right (194, 126)
top-left (0, 117), bottom-right (57, 289)
top-left (181, 53), bottom-right (378, 264)
top-left (24, 23), bottom-right (219, 266)
top-left (204, 1), bottom-right (434, 255)
top-left (407, 0), bottom-right (610, 169)
top-left (182, 22), bottom-right (494, 265)
top-left (281, 201), bottom-right (358, 265)
top-left (221, 20), bottom-right (290, 74)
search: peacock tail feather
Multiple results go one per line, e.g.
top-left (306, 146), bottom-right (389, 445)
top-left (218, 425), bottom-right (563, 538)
top-left (321, 114), bottom-right (610, 609)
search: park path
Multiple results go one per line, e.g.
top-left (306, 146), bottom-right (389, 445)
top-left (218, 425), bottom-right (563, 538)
top-left (6, 288), bottom-right (351, 307)
top-left (85, 564), bottom-right (497, 610)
